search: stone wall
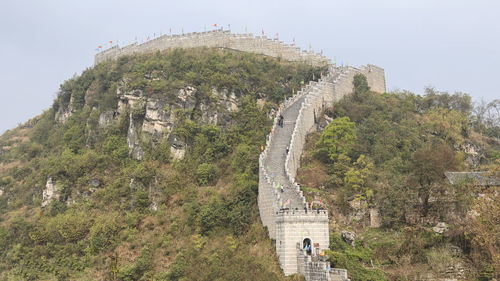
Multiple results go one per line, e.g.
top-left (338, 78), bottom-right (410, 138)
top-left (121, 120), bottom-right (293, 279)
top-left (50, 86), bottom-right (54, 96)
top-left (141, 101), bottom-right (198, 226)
top-left (95, 29), bottom-right (330, 67)
top-left (283, 65), bottom-right (385, 203)
top-left (258, 64), bottom-right (383, 279)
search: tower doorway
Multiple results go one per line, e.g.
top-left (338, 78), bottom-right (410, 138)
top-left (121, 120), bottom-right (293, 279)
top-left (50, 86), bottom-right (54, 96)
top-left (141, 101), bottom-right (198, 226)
top-left (303, 238), bottom-right (312, 255)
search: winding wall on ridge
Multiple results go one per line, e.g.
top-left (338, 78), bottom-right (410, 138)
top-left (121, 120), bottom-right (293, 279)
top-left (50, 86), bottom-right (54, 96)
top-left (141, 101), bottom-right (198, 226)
top-left (258, 64), bottom-right (385, 278)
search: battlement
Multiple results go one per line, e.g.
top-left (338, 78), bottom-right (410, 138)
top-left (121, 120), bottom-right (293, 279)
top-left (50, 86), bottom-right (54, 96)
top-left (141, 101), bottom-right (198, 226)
top-left (276, 209), bottom-right (329, 220)
top-left (94, 29), bottom-right (331, 67)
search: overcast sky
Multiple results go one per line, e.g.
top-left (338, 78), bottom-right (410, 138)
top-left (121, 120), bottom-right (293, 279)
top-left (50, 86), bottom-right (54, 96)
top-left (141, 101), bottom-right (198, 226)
top-left (1, 0), bottom-right (499, 133)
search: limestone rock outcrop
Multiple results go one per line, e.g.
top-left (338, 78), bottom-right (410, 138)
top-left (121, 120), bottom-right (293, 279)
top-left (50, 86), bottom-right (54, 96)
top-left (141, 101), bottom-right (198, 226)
top-left (341, 231), bottom-right (357, 247)
top-left (433, 222), bottom-right (448, 234)
top-left (42, 177), bottom-right (60, 207)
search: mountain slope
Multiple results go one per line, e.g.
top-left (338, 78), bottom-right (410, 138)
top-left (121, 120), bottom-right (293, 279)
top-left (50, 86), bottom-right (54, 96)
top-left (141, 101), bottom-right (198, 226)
top-left (0, 48), bottom-right (325, 280)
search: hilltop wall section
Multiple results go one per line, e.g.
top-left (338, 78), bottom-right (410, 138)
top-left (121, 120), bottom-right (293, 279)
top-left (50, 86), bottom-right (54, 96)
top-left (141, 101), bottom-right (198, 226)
top-left (95, 29), bottom-right (330, 67)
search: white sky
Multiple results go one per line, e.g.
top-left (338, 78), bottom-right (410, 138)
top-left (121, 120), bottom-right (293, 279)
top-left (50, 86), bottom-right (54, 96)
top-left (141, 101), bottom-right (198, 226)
top-left (1, 0), bottom-right (499, 133)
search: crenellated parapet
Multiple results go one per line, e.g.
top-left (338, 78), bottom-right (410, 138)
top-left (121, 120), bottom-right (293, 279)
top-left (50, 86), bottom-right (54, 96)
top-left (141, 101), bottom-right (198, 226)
top-left (95, 29), bottom-right (331, 67)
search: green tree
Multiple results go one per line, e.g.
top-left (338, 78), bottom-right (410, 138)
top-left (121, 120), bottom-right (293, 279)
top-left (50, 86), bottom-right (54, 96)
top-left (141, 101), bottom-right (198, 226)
top-left (409, 144), bottom-right (458, 218)
top-left (344, 155), bottom-right (374, 200)
top-left (316, 117), bottom-right (356, 162)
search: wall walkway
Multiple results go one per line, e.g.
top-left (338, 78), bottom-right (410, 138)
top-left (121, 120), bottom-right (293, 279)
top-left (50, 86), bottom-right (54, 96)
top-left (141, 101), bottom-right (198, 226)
top-left (259, 65), bottom-right (384, 279)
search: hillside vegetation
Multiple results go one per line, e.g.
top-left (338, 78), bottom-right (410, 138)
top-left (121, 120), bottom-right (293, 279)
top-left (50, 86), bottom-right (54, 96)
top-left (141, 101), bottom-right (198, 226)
top-left (0, 47), bottom-right (498, 281)
top-left (0, 48), bottom-right (324, 280)
top-left (297, 74), bottom-right (500, 280)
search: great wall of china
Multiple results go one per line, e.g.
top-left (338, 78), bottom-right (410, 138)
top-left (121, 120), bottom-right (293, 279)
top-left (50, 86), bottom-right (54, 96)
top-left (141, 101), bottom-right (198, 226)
top-left (95, 29), bottom-right (386, 281)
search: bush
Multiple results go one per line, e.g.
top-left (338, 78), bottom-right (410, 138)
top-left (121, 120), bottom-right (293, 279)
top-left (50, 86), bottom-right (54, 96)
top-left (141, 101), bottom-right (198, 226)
top-left (55, 210), bottom-right (91, 243)
top-left (89, 213), bottom-right (120, 254)
top-left (196, 163), bottom-right (218, 186)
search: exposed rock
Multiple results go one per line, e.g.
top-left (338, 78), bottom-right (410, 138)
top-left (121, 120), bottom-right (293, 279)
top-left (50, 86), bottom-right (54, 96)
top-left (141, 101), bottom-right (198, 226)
top-left (467, 209), bottom-right (479, 219)
top-left (131, 146), bottom-right (144, 161)
top-left (341, 230), bottom-right (357, 247)
top-left (65, 197), bottom-right (76, 206)
top-left (55, 94), bottom-right (76, 123)
top-left (433, 222), bottom-right (448, 234)
top-left (449, 245), bottom-right (463, 257)
top-left (117, 86), bottom-right (144, 115)
top-left (348, 198), bottom-right (363, 210)
top-left (217, 89), bottom-right (238, 112)
top-left (142, 98), bottom-right (173, 137)
top-left (177, 86), bottom-right (197, 110)
top-left (98, 110), bottom-right (117, 127)
top-left (42, 177), bottom-right (60, 207)
top-left (149, 201), bottom-right (158, 212)
top-left (199, 102), bottom-right (218, 125)
top-left (256, 98), bottom-right (266, 109)
top-left (89, 179), bottom-right (101, 188)
top-left (55, 104), bottom-right (73, 124)
top-left (170, 136), bottom-right (185, 160)
top-left (347, 198), bottom-right (367, 222)
top-left (369, 208), bottom-right (381, 228)
top-left (127, 114), bottom-right (143, 161)
top-left (444, 261), bottom-right (468, 279)
top-left (129, 178), bottom-right (142, 190)
top-left (461, 142), bottom-right (481, 167)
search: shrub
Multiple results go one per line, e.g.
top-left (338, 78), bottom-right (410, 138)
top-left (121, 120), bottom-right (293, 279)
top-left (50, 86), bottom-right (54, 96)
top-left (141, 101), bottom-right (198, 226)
top-left (196, 163), bottom-right (218, 186)
top-left (89, 213), bottom-right (120, 254)
top-left (55, 210), bottom-right (91, 243)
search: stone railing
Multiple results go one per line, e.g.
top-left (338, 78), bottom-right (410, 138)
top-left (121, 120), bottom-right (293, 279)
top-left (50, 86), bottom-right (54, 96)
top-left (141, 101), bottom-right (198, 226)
top-left (95, 29), bottom-right (331, 67)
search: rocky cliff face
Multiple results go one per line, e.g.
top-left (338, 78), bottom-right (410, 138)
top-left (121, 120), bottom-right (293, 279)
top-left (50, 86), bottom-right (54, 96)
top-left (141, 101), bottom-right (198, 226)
top-left (58, 80), bottom-right (242, 161)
